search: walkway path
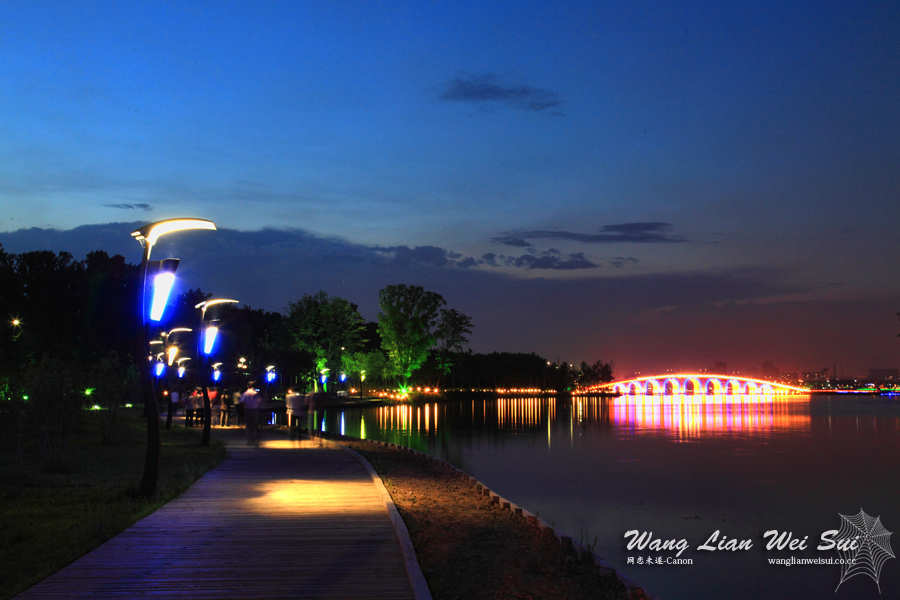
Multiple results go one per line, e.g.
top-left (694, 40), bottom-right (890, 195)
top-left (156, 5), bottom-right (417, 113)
top-left (16, 427), bottom-right (428, 599)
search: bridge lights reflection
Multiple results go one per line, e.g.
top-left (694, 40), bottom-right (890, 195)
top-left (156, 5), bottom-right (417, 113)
top-left (611, 392), bottom-right (810, 437)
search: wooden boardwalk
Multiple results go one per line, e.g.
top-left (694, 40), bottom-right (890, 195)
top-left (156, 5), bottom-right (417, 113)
top-left (16, 430), bottom-right (425, 599)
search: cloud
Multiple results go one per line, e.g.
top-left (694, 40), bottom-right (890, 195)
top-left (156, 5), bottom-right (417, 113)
top-left (438, 73), bottom-right (563, 113)
top-left (373, 245), bottom-right (454, 268)
top-left (609, 257), bottom-right (639, 268)
top-left (2, 222), bottom-right (895, 377)
top-left (505, 251), bottom-right (598, 270)
top-left (102, 203), bottom-right (154, 211)
top-left (493, 222), bottom-right (686, 246)
top-left (494, 236), bottom-right (532, 248)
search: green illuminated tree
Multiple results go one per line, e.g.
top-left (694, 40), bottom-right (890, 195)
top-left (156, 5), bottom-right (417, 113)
top-left (377, 284), bottom-right (446, 387)
top-left (286, 291), bottom-right (366, 391)
top-left (342, 349), bottom-right (390, 394)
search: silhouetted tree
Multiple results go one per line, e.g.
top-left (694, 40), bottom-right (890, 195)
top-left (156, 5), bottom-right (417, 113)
top-left (575, 359), bottom-right (615, 387)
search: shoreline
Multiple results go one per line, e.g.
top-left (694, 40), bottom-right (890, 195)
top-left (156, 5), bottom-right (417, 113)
top-left (314, 428), bottom-right (655, 599)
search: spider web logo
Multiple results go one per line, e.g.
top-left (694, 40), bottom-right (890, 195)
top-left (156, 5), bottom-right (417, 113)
top-left (833, 508), bottom-right (894, 593)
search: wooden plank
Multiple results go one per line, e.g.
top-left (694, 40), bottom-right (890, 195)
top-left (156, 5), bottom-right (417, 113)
top-left (16, 436), bottom-right (419, 600)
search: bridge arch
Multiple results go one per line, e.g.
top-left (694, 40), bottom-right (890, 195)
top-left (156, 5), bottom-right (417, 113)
top-left (591, 373), bottom-right (806, 396)
top-left (705, 378), bottom-right (724, 394)
top-left (685, 377), bottom-right (703, 394)
top-left (664, 378), bottom-right (682, 394)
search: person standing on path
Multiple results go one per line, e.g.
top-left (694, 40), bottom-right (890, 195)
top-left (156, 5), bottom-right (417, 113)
top-left (241, 381), bottom-right (263, 446)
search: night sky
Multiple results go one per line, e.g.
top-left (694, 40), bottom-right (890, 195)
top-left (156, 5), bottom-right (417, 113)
top-left (1, 1), bottom-right (898, 378)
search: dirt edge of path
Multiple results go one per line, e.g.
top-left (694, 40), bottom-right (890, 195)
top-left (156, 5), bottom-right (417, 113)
top-left (331, 435), bottom-right (651, 600)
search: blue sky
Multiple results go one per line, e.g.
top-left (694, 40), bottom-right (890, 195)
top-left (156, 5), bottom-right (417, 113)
top-left (1, 1), bottom-right (898, 377)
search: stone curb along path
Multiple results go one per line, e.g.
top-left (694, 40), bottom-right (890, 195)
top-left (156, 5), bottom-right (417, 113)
top-left (332, 441), bottom-right (434, 600)
top-left (327, 433), bottom-right (657, 600)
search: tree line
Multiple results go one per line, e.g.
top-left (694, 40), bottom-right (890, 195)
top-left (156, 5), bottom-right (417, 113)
top-left (0, 245), bottom-right (614, 420)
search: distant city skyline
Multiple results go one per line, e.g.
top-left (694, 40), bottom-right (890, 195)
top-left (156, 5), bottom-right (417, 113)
top-left (1, 2), bottom-right (898, 377)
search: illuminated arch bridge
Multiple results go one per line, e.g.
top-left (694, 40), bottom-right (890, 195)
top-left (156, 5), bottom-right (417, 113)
top-left (588, 374), bottom-right (806, 395)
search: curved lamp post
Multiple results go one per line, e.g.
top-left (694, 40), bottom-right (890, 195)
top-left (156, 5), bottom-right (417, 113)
top-left (132, 218), bottom-right (215, 497)
top-left (196, 298), bottom-right (238, 446)
top-left (160, 327), bottom-right (193, 429)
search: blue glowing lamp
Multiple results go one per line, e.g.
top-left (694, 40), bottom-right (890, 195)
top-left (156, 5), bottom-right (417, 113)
top-left (148, 258), bottom-right (180, 322)
top-left (266, 366), bottom-right (276, 383)
top-left (202, 323), bottom-right (219, 355)
top-left (176, 357), bottom-right (190, 378)
top-left (212, 363), bottom-right (222, 382)
top-left (195, 299), bottom-right (238, 355)
top-left (154, 362), bottom-right (165, 377)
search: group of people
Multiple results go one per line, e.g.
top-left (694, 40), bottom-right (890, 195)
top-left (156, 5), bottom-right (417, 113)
top-left (169, 382), bottom-right (319, 447)
top-left (174, 387), bottom-right (233, 428)
top-left (238, 382), bottom-right (319, 446)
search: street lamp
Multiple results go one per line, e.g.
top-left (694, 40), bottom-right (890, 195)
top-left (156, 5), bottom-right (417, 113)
top-left (132, 218), bottom-right (216, 497)
top-left (320, 368), bottom-right (330, 392)
top-left (195, 298), bottom-right (238, 446)
top-left (159, 327), bottom-right (192, 429)
top-left (176, 357), bottom-right (190, 378)
top-left (10, 318), bottom-right (22, 341)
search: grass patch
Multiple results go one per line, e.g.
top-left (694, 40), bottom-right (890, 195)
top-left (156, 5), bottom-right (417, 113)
top-left (0, 407), bottom-right (226, 600)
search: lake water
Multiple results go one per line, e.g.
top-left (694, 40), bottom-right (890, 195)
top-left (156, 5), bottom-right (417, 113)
top-left (311, 393), bottom-right (900, 599)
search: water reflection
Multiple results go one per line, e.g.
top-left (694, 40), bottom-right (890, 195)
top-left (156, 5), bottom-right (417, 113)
top-left (610, 393), bottom-right (811, 438)
top-left (309, 393), bottom-right (900, 599)
top-left (322, 394), bottom-right (812, 445)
